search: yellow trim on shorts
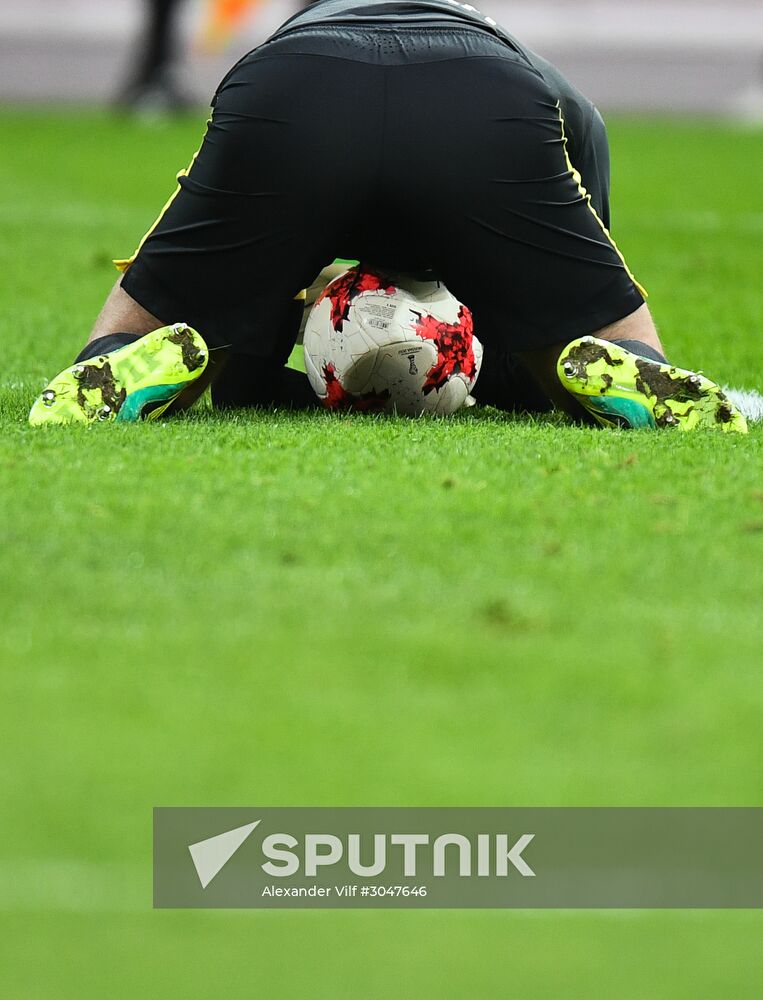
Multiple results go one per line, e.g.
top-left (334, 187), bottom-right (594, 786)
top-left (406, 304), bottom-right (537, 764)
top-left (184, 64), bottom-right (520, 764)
top-left (113, 122), bottom-right (210, 274)
top-left (556, 102), bottom-right (647, 299)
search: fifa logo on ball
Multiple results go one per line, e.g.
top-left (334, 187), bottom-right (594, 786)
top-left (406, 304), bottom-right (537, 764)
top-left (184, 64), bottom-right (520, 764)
top-left (405, 353), bottom-right (419, 375)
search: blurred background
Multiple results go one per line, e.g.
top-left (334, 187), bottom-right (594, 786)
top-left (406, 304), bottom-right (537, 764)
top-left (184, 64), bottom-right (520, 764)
top-left (1, 0), bottom-right (762, 116)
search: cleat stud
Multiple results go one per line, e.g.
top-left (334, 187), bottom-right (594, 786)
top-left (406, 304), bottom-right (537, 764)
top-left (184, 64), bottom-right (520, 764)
top-left (98, 405), bottom-right (112, 421)
top-left (73, 366), bottom-right (85, 378)
top-left (562, 361), bottom-right (576, 378)
top-left (689, 375), bottom-right (701, 385)
top-left (42, 390), bottom-right (56, 405)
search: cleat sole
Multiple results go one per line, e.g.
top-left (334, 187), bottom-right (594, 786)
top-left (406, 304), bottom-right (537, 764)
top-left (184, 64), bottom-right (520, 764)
top-left (557, 337), bottom-right (748, 434)
top-left (29, 324), bottom-right (208, 427)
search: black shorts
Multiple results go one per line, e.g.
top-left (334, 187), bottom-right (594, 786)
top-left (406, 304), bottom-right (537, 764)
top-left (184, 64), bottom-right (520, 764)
top-left (121, 24), bottom-right (645, 363)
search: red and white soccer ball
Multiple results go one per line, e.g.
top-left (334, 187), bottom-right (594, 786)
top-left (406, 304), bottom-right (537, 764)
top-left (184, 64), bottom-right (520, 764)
top-left (303, 266), bottom-right (483, 415)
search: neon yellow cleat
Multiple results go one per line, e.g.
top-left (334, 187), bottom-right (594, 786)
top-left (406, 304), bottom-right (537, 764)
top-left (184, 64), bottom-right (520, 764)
top-left (29, 324), bottom-right (208, 426)
top-left (557, 336), bottom-right (748, 433)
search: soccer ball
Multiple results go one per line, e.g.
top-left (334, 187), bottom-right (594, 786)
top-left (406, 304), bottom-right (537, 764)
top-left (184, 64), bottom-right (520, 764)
top-left (303, 266), bottom-right (482, 415)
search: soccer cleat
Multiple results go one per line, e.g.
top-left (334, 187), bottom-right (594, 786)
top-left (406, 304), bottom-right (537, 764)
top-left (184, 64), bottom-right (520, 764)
top-left (29, 324), bottom-right (208, 426)
top-left (557, 336), bottom-right (748, 433)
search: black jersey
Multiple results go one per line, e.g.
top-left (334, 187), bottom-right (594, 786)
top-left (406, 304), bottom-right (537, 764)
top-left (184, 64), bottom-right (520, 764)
top-left (271, 0), bottom-right (514, 39)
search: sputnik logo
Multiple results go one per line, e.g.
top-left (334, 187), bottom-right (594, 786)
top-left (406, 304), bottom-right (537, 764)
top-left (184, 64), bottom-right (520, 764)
top-left (187, 820), bottom-right (535, 886)
top-left (188, 820), bottom-right (260, 889)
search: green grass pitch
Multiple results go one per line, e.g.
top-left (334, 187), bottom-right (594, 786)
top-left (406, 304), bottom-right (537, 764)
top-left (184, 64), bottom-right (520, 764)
top-left (0, 109), bottom-right (761, 998)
